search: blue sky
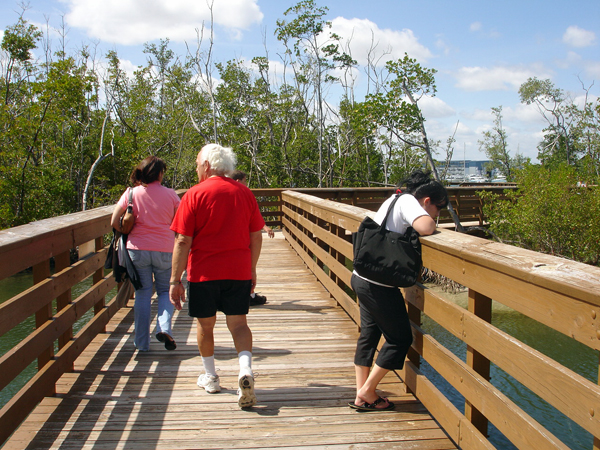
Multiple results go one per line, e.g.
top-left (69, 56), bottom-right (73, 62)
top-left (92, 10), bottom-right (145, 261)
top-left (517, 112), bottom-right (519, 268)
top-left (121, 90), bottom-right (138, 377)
top-left (1, 0), bottom-right (599, 162)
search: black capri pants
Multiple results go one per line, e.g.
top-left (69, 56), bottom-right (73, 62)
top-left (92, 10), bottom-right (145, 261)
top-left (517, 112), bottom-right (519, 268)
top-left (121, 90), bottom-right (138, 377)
top-left (351, 273), bottom-right (413, 371)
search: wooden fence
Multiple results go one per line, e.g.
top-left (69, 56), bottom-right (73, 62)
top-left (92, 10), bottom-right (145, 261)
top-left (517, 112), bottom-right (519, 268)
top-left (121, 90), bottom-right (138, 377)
top-left (5, 183), bottom-right (576, 449)
top-left (256, 185), bottom-right (517, 229)
top-left (281, 190), bottom-right (600, 450)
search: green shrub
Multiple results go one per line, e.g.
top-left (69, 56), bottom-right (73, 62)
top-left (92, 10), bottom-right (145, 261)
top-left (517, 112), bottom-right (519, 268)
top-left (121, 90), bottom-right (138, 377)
top-left (479, 164), bottom-right (600, 266)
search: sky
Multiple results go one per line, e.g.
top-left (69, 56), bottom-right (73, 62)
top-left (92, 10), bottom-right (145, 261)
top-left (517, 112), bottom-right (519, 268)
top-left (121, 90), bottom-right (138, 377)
top-left (1, 0), bottom-right (599, 162)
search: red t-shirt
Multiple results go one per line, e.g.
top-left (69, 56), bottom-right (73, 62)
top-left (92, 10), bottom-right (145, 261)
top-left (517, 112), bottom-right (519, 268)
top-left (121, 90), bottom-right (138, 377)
top-left (170, 176), bottom-right (265, 282)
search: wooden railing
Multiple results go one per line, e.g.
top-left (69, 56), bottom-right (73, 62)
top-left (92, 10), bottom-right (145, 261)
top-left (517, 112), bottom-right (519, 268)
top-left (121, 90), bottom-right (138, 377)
top-left (0, 205), bottom-right (120, 444)
top-left (281, 190), bottom-right (600, 450)
top-left (0, 189), bottom-right (284, 444)
top-left (253, 185), bottom-right (516, 229)
top-left (2, 183), bottom-right (566, 449)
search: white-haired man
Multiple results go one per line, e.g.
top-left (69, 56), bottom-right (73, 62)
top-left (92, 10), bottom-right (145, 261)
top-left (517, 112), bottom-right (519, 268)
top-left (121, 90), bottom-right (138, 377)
top-left (169, 143), bottom-right (264, 408)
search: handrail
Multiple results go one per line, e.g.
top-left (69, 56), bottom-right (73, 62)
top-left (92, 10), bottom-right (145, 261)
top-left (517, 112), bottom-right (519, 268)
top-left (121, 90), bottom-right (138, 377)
top-left (281, 190), bottom-right (600, 450)
top-left (0, 189), bottom-right (285, 444)
top-left (252, 186), bottom-right (516, 228)
top-left (0, 206), bottom-right (121, 444)
top-left (0, 184), bottom-right (528, 448)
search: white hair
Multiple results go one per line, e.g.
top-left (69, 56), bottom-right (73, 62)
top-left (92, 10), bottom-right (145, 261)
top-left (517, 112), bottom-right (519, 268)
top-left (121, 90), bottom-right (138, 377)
top-left (199, 143), bottom-right (237, 176)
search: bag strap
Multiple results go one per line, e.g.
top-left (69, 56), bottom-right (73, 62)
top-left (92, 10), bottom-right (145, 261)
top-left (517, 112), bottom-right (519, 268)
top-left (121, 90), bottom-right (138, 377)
top-left (379, 194), bottom-right (401, 234)
top-left (127, 187), bottom-right (133, 206)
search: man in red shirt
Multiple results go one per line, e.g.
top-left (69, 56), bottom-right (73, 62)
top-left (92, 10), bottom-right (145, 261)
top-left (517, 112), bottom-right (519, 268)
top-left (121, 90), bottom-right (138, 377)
top-left (169, 144), bottom-right (264, 408)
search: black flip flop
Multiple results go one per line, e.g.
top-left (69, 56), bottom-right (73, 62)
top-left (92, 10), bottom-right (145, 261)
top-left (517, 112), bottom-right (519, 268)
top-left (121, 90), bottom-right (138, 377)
top-left (348, 397), bottom-right (394, 411)
top-left (156, 332), bottom-right (177, 350)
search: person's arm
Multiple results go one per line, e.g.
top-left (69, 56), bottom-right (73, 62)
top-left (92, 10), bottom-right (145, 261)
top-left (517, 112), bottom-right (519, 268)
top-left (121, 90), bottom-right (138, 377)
top-left (412, 215), bottom-right (437, 236)
top-left (169, 233), bottom-right (192, 311)
top-left (263, 224), bottom-right (274, 238)
top-left (249, 230), bottom-right (263, 292)
top-left (110, 204), bottom-right (126, 231)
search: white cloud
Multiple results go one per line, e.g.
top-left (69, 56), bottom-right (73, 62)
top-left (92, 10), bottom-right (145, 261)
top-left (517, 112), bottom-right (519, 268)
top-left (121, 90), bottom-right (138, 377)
top-left (118, 58), bottom-right (139, 79)
top-left (562, 26), bottom-right (596, 48)
top-left (435, 38), bottom-right (451, 56)
top-left (585, 60), bottom-right (600, 79)
top-left (454, 65), bottom-right (552, 91)
top-left (509, 103), bottom-right (546, 123)
top-left (327, 17), bottom-right (433, 66)
top-left (556, 50), bottom-right (582, 69)
top-left (469, 22), bottom-right (482, 32)
top-left (468, 21), bottom-right (500, 38)
top-left (419, 95), bottom-right (455, 118)
top-left (63, 0), bottom-right (263, 45)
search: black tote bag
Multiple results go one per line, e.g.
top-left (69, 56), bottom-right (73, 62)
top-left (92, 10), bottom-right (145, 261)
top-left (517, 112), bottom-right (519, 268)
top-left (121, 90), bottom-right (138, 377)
top-left (352, 194), bottom-right (422, 287)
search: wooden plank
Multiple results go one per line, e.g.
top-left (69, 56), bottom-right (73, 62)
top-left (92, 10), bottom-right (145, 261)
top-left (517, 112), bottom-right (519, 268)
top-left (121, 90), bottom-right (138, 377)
top-left (281, 214), bottom-right (352, 288)
top-left (0, 248), bottom-right (108, 337)
top-left (412, 286), bottom-right (600, 438)
top-left (0, 284), bottom-right (123, 445)
top-left (283, 191), bottom-right (369, 233)
top-left (0, 274), bottom-right (116, 392)
top-left (422, 236), bottom-right (600, 349)
top-left (0, 206), bottom-right (113, 280)
top-left (412, 325), bottom-right (570, 449)
top-left (282, 204), bottom-right (353, 260)
top-left (4, 233), bottom-right (456, 450)
top-left (282, 224), bottom-right (359, 324)
top-left (401, 361), bottom-right (495, 450)
top-left (422, 228), bottom-right (600, 307)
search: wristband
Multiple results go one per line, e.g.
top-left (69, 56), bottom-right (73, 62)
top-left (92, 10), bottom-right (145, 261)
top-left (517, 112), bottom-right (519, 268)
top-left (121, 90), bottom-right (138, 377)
top-left (169, 281), bottom-right (181, 285)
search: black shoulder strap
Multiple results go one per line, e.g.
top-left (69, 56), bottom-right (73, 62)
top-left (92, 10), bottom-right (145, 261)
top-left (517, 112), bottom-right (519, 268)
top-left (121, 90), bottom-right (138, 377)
top-left (128, 187), bottom-right (133, 205)
top-left (380, 194), bottom-right (401, 233)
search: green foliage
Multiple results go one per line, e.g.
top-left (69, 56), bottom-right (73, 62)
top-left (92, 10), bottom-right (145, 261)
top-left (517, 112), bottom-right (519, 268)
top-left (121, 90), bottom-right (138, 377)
top-left (480, 164), bottom-right (600, 266)
top-left (1, 3), bottom-right (599, 239)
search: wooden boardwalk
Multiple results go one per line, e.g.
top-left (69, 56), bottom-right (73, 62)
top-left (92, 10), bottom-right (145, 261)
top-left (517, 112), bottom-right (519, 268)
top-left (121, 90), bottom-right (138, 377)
top-left (5, 232), bottom-right (456, 450)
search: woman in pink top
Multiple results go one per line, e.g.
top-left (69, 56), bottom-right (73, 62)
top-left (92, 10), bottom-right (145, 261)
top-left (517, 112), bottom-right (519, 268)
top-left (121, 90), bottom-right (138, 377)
top-left (111, 156), bottom-right (180, 352)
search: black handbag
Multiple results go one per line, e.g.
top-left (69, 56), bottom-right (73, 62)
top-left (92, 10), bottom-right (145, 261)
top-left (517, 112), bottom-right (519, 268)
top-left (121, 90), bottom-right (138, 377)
top-left (352, 194), bottom-right (422, 287)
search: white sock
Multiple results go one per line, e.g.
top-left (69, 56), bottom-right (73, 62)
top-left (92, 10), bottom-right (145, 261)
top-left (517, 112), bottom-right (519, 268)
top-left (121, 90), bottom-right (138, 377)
top-left (202, 356), bottom-right (217, 377)
top-left (250, 292), bottom-right (256, 298)
top-left (238, 351), bottom-right (252, 375)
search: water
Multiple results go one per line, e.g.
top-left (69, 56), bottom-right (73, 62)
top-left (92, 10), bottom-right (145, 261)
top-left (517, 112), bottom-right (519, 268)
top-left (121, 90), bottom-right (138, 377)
top-left (420, 285), bottom-right (598, 450)
top-left (0, 270), bottom-right (116, 410)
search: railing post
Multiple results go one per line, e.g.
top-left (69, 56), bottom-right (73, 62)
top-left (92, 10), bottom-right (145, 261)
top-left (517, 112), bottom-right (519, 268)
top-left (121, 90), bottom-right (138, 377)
top-left (54, 250), bottom-right (73, 352)
top-left (333, 224), bottom-right (346, 292)
top-left (316, 218), bottom-right (326, 272)
top-left (465, 288), bottom-right (492, 436)
top-left (33, 258), bottom-right (55, 396)
top-left (405, 285), bottom-right (422, 394)
top-left (595, 352), bottom-right (600, 450)
top-left (93, 237), bottom-right (105, 314)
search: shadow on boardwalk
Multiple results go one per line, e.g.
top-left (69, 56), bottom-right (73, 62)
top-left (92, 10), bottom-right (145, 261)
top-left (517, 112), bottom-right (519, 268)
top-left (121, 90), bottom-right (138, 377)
top-left (6, 232), bottom-right (456, 450)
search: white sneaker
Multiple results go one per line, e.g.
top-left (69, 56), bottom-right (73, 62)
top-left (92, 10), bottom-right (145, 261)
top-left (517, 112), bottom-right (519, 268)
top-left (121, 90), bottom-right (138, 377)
top-left (197, 374), bottom-right (221, 393)
top-left (237, 369), bottom-right (257, 408)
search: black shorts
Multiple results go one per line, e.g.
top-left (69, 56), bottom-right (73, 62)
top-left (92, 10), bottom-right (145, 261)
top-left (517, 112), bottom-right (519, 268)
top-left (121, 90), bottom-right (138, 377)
top-left (188, 279), bottom-right (252, 318)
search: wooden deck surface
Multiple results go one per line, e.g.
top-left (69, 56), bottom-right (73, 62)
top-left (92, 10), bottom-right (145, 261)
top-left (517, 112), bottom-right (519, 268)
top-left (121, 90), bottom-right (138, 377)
top-left (5, 232), bottom-right (456, 450)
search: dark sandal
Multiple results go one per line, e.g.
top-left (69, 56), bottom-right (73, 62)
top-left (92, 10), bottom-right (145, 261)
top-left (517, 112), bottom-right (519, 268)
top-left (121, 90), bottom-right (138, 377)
top-left (348, 401), bottom-right (366, 410)
top-left (350, 396), bottom-right (394, 411)
top-left (156, 332), bottom-right (177, 350)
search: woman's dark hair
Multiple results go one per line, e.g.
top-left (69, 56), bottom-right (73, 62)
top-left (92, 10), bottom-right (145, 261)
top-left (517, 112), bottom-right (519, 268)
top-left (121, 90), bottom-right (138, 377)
top-left (402, 170), bottom-right (449, 208)
top-left (130, 156), bottom-right (167, 185)
top-left (231, 170), bottom-right (247, 181)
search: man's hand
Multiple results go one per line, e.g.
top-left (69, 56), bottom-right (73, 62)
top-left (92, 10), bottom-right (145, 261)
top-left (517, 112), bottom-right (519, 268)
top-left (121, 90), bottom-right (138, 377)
top-left (170, 283), bottom-right (185, 311)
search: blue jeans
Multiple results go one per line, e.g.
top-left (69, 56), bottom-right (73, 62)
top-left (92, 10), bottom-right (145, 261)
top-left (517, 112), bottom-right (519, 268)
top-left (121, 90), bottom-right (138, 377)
top-left (128, 250), bottom-right (174, 351)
